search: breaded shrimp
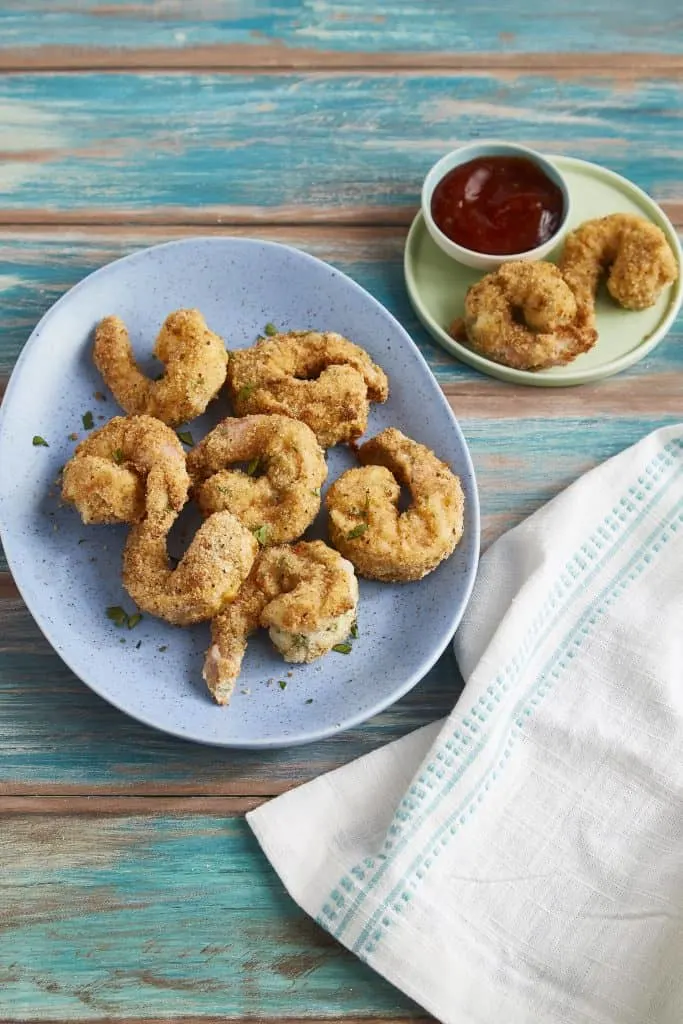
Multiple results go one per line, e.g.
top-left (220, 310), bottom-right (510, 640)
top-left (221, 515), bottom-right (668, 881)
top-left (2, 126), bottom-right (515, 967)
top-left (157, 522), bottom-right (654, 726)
top-left (61, 414), bottom-right (189, 525)
top-left (455, 260), bottom-right (597, 372)
top-left (187, 414), bottom-right (327, 544)
top-left (227, 330), bottom-right (389, 447)
top-left (122, 490), bottom-right (258, 628)
top-left (94, 309), bottom-right (228, 426)
top-left (203, 540), bottom-right (359, 705)
top-left (560, 213), bottom-right (678, 312)
top-left (326, 427), bottom-right (464, 583)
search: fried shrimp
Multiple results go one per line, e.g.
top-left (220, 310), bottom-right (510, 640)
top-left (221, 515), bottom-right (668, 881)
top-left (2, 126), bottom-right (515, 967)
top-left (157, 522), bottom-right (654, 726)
top-left (186, 414), bottom-right (327, 544)
top-left (227, 331), bottom-right (389, 447)
top-left (455, 260), bottom-right (597, 371)
top-left (62, 415), bottom-right (189, 525)
top-left (203, 541), bottom-right (359, 705)
top-left (94, 309), bottom-right (228, 426)
top-left (327, 427), bottom-right (464, 583)
top-left (560, 213), bottom-right (678, 312)
top-left (122, 492), bottom-right (258, 627)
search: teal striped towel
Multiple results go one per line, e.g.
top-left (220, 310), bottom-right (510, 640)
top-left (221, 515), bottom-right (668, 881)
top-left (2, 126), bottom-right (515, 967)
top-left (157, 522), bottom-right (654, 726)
top-left (248, 425), bottom-right (683, 1024)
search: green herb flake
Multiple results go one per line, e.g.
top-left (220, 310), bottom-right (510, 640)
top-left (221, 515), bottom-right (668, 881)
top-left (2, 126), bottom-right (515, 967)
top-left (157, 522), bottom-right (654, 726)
top-left (237, 382), bottom-right (256, 403)
top-left (293, 633), bottom-right (307, 648)
top-left (127, 613), bottom-right (143, 630)
top-left (350, 620), bottom-right (359, 639)
top-left (77, 538), bottom-right (88, 545)
top-left (347, 523), bottom-right (368, 540)
top-left (177, 430), bottom-right (194, 447)
top-left (82, 410), bottom-right (94, 430)
top-left (278, 680), bottom-right (287, 690)
top-left (68, 432), bottom-right (79, 442)
top-left (305, 698), bottom-right (314, 704)
top-left (333, 642), bottom-right (352, 655)
top-left (113, 448), bottom-right (124, 464)
top-left (135, 640), bottom-right (142, 650)
top-left (246, 457), bottom-right (260, 476)
top-left (32, 435), bottom-right (49, 447)
top-left (311, 487), bottom-right (321, 497)
top-left (106, 605), bottom-right (128, 628)
top-left (252, 524), bottom-right (269, 546)
top-left (158, 645), bottom-right (168, 653)
top-left (264, 322), bottom-right (278, 336)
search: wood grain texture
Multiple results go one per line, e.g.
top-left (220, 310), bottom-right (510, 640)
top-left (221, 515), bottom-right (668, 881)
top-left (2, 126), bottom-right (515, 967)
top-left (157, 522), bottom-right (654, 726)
top-left (0, 0), bottom-right (680, 63)
top-left (0, 813), bottom-right (424, 1020)
top-left (0, 73), bottom-right (681, 219)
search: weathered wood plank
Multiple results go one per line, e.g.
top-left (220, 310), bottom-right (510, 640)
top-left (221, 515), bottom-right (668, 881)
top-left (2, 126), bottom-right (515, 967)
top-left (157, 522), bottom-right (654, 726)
top-left (0, 414), bottom-right (679, 795)
top-left (0, 73), bottom-right (681, 219)
top-left (0, 644), bottom-right (460, 796)
top-left (0, 813), bottom-right (424, 1020)
top-left (0, 796), bottom-right (262, 815)
top-left (0, 0), bottom-right (679, 66)
top-left (2, 48), bottom-right (683, 74)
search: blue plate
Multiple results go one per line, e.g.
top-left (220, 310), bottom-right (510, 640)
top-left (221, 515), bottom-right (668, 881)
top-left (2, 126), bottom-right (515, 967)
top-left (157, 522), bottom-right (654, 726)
top-left (0, 238), bottom-right (479, 748)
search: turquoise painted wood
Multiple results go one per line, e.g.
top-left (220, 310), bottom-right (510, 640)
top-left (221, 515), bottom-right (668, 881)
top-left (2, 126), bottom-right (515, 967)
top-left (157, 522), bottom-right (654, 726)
top-left (0, 646), bottom-right (460, 795)
top-left (0, 74), bottom-right (681, 214)
top-left (1, 0), bottom-right (680, 56)
top-left (0, 812), bottom-right (423, 1019)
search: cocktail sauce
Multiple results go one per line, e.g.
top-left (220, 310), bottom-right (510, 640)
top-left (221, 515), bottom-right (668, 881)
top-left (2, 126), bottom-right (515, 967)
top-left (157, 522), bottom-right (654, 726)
top-left (430, 156), bottom-right (564, 255)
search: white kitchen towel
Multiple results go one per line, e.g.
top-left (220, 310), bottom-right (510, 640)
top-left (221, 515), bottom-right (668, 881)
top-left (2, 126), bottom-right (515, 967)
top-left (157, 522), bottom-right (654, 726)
top-left (247, 424), bottom-right (683, 1024)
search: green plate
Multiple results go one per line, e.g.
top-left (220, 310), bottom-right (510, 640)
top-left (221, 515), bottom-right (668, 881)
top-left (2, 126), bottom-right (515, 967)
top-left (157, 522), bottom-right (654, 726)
top-left (404, 155), bottom-right (682, 387)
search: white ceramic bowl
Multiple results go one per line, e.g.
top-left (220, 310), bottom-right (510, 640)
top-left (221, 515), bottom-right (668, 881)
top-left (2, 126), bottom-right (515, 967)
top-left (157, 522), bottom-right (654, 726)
top-left (421, 140), bottom-right (572, 271)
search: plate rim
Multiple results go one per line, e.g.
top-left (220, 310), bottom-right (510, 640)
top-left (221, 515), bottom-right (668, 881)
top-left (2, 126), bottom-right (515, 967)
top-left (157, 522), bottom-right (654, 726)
top-left (0, 235), bottom-right (481, 749)
top-left (404, 154), bottom-right (683, 388)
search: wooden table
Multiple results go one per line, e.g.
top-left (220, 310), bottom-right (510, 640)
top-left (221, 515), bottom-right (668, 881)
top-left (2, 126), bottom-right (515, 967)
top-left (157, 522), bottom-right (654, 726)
top-left (0, 3), bottom-right (680, 1021)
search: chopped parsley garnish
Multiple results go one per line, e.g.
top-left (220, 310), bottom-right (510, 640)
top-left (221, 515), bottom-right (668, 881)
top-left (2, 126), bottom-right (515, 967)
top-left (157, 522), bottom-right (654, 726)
top-left (237, 382), bottom-right (256, 403)
top-left (119, 637), bottom-right (126, 644)
top-left (350, 620), bottom-right (359, 639)
top-left (305, 698), bottom-right (314, 704)
top-left (158, 645), bottom-right (168, 653)
top-left (32, 435), bottom-right (49, 447)
top-left (82, 410), bottom-right (94, 430)
top-left (106, 605), bottom-right (142, 630)
top-left (106, 605), bottom-right (128, 627)
top-left (77, 538), bottom-right (88, 545)
top-left (311, 487), bottom-right (321, 497)
top-left (113, 448), bottom-right (124, 464)
top-left (177, 430), bottom-right (194, 447)
top-left (246, 457), bottom-right (260, 476)
top-left (135, 640), bottom-right (142, 649)
top-left (333, 642), bottom-right (352, 655)
top-left (252, 524), bottom-right (269, 546)
top-left (278, 680), bottom-right (287, 690)
top-left (68, 432), bottom-right (79, 442)
top-left (347, 523), bottom-right (368, 540)
top-left (264, 322), bottom-right (278, 336)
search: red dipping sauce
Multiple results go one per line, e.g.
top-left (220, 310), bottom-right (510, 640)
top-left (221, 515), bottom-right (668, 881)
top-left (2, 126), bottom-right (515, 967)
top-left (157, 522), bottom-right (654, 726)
top-left (430, 155), bottom-right (564, 256)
